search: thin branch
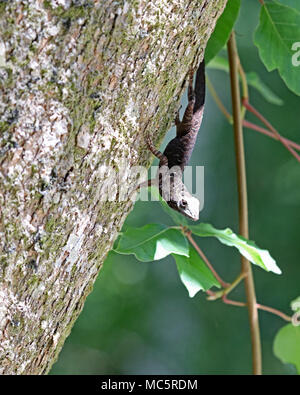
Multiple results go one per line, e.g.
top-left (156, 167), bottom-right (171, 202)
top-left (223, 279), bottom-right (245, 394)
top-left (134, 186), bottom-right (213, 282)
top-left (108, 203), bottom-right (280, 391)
top-left (207, 272), bottom-right (245, 300)
top-left (222, 295), bottom-right (246, 307)
top-left (201, 259), bottom-right (292, 322)
top-left (243, 99), bottom-right (300, 162)
top-left (256, 303), bottom-right (292, 322)
top-left (227, 32), bottom-right (262, 375)
top-left (243, 120), bottom-right (300, 152)
top-left (222, 297), bottom-right (292, 322)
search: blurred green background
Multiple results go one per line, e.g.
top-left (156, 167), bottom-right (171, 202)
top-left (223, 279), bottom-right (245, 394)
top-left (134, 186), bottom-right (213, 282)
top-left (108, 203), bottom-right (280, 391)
top-left (50, 1), bottom-right (300, 375)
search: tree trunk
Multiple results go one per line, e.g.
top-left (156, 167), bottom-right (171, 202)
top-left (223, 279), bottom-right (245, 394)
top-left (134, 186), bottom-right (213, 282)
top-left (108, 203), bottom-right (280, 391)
top-left (0, 0), bottom-right (226, 374)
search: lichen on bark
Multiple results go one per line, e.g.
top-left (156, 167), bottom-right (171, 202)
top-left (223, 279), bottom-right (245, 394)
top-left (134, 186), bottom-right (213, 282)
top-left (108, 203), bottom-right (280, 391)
top-left (0, 0), bottom-right (227, 374)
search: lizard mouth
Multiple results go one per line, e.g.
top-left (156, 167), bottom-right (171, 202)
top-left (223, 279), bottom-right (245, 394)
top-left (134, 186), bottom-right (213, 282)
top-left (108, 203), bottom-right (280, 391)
top-left (168, 201), bottom-right (199, 221)
top-left (182, 211), bottom-right (199, 221)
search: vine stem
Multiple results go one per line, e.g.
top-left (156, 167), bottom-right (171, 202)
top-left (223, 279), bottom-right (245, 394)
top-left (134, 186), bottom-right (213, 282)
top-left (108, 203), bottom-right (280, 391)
top-left (227, 32), bottom-right (262, 375)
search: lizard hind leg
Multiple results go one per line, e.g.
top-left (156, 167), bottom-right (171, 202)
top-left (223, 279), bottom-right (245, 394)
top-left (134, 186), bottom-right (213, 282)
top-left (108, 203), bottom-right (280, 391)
top-left (176, 69), bottom-right (196, 137)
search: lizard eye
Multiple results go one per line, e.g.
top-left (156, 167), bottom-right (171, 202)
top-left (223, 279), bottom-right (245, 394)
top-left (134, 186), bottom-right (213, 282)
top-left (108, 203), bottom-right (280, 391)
top-left (180, 199), bottom-right (187, 208)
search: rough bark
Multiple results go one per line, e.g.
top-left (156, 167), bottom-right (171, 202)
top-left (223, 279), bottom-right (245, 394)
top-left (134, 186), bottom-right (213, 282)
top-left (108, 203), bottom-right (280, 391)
top-left (0, 0), bottom-right (226, 374)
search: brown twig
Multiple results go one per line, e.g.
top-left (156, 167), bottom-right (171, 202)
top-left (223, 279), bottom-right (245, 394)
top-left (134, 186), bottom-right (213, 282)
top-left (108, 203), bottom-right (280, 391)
top-left (256, 303), bottom-right (292, 322)
top-left (243, 120), bottom-right (300, 152)
top-left (222, 297), bottom-right (292, 322)
top-left (222, 295), bottom-right (246, 307)
top-left (243, 99), bottom-right (300, 162)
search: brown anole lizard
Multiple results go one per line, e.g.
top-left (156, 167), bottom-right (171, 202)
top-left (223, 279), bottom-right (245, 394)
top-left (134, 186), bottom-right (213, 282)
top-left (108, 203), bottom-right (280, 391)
top-left (146, 60), bottom-right (205, 221)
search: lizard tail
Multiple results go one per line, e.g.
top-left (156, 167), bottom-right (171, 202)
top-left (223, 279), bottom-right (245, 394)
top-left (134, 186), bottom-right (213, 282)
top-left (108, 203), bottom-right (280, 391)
top-left (193, 59), bottom-right (205, 114)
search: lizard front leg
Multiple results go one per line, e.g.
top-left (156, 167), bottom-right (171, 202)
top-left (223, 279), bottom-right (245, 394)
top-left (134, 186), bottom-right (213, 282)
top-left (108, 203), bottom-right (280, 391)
top-left (145, 134), bottom-right (169, 167)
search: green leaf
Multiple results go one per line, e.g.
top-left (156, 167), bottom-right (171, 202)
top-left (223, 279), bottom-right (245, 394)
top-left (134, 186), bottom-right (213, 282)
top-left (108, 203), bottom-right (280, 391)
top-left (114, 223), bottom-right (189, 262)
top-left (189, 223), bottom-right (281, 275)
top-left (274, 324), bottom-right (300, 374)
top-left (208, 56), bottom-right (284, 105)
top-left (205, 0), bottom-right (241, 64)
top-left (173, 246), bottom-right (220, 297)
top-left (254, 1), bottom-right (300, 96)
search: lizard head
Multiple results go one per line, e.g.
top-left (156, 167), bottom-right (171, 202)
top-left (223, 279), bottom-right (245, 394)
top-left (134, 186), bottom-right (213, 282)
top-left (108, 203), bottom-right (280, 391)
top-left (159, 167), bottom-right (200, 221)
top-left (168, 194), bottom-right (200, 221)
